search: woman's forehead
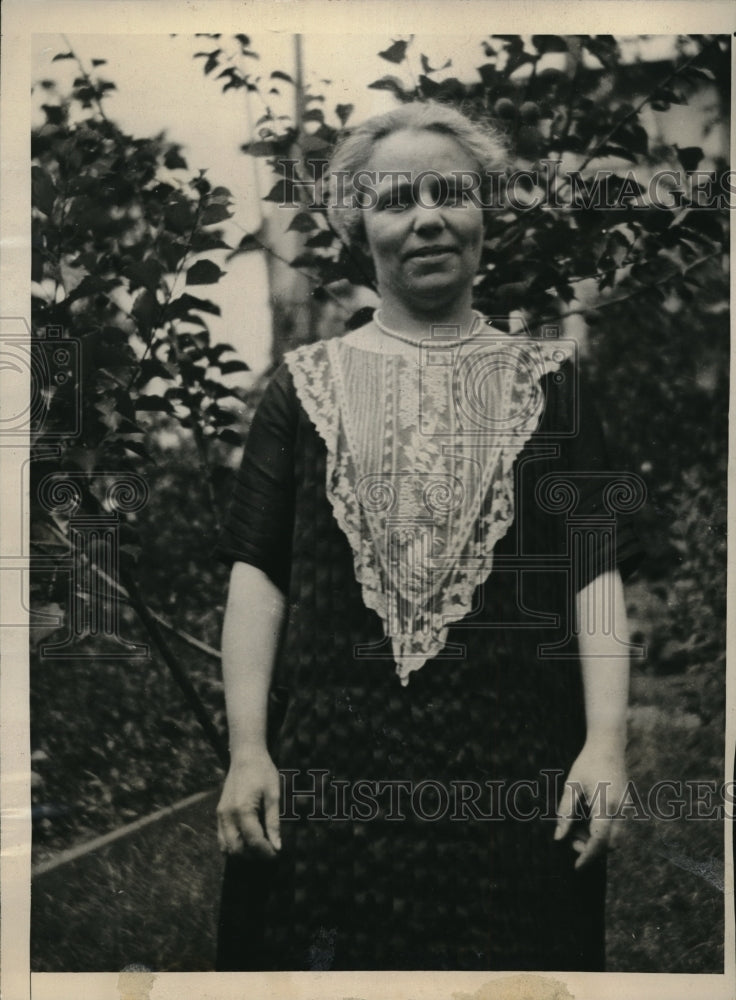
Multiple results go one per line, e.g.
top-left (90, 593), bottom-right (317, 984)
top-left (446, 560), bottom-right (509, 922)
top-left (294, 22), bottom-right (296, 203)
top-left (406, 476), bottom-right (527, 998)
top-left (363, 128), bottom-right (481, 175)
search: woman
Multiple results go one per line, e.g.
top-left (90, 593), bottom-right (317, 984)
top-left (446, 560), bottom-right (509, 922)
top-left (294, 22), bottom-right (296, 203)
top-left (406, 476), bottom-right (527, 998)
top-left (214, 101), bottom-right (643, 971)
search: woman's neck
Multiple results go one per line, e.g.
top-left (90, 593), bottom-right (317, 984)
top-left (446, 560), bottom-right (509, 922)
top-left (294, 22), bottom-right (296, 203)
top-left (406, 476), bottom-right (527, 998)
top-left (376, 295), bottom-right (476, 340)
top-left (341, 302), bottom-right (485, 359)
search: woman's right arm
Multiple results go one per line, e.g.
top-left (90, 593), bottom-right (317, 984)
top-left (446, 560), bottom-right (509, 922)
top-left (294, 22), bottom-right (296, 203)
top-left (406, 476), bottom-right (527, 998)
top-left (216, 560), bottom-right (285, 858)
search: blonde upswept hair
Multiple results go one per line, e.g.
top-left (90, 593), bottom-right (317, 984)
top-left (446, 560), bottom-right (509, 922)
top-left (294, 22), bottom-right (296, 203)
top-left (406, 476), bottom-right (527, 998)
top-left (325, 100), bottom-right (508, 249)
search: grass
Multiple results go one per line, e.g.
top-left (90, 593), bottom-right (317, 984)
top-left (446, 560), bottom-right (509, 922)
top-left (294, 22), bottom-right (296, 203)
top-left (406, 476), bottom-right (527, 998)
top-left (31, 792), bottom-right (222, 972)
top-left (607, 686), bottom-right (724, 973)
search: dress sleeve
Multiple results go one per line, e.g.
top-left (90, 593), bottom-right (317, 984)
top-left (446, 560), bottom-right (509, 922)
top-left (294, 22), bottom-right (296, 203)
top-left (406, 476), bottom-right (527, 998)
top-left (542, 359), bottom-right (645, 593)
top-left (214, 362), bottom-right (297, 595)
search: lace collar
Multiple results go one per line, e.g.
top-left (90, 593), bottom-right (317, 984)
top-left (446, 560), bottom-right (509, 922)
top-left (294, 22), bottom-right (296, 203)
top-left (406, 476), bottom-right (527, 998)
top-left (285, 328), bottom-right (572, 685)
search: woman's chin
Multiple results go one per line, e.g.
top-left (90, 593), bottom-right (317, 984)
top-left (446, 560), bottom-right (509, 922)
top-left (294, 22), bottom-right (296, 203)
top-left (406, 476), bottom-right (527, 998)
top-left (397, 274), bottom-right (471, 307)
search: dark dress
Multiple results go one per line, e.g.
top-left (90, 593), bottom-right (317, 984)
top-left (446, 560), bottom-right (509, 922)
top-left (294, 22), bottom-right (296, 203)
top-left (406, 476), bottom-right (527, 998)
top-left (215, 342), bottom-right (642, 972)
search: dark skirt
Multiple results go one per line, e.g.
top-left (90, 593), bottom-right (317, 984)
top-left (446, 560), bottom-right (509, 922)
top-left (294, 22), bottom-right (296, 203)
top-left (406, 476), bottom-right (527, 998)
top-left (216, 639), bottom-right (607, 971)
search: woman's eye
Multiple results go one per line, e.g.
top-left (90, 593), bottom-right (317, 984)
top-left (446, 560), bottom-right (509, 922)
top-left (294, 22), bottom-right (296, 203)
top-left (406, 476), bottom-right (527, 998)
top-left (374, 183), bottom-right (469, 211)
top-left (376, 191), bottom-right (411, 212)
top-left (443, 184), bottom-right (466, 206)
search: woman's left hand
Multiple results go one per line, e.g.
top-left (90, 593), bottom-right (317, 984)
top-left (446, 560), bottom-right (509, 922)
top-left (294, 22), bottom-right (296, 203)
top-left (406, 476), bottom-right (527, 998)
top-left (554, 740), bottom-right (627, 870)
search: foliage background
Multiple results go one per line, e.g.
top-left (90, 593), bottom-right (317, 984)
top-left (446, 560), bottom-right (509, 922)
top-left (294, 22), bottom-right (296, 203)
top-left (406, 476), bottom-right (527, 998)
top-left (29, 32), bottom-right (729, 972)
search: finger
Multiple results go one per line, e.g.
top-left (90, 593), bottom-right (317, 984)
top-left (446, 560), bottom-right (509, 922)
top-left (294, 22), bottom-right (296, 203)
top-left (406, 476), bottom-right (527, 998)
top-left (554, 783), bottom-right (581, 841)
top-left (217, 811), bottom-right (243, 855)
top-left (263, 785), bottom-right (282, 851)
top-left (571, 836), bottom-right (588, 854)
top-left (239, 808), bottom-right (277, 858)
top-left (574, 821), bottom-right (610, 870)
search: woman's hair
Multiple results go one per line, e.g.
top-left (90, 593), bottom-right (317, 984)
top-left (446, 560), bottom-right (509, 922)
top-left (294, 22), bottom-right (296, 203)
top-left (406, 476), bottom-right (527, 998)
top-left (325, 100), bottom-right (508, 249)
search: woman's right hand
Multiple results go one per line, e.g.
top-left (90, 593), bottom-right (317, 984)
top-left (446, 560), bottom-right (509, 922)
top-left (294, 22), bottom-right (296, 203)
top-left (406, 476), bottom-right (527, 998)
top-left (217, 748), bottom-right (282, 858)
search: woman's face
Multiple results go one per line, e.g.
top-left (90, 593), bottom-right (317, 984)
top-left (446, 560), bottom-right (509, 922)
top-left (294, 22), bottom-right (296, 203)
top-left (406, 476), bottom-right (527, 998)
top-left (358, 128), bottom-right (485, 314)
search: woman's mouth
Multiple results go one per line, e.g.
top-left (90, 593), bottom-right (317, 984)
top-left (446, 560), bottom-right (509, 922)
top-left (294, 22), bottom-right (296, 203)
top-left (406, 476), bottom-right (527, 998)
top-left (405, 246), bottom-right (458, 260)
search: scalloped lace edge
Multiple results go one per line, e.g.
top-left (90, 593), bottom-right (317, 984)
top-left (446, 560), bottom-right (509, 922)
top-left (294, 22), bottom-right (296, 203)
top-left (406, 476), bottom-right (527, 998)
top-left (285, 335), bottom-right (573, 685)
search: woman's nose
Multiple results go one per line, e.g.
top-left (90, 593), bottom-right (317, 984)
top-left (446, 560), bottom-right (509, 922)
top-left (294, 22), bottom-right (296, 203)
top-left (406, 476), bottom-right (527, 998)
top-left (411, 205), bottom-right (446, 233)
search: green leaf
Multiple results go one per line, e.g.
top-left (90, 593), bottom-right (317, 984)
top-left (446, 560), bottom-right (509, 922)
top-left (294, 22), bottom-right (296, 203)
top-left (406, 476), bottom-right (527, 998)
top-left (135, 394), bottom-right (174, 413)
top-left (208, 343), bottom-right (237, 359)
top-left (476, 64), bottom-right (498, 88)
top-left (299, 133), bottom-right (332, 155)
top-left (263, 178), bottom-right (298, 205)
top-left (121, 440), bottom-right (152, 460)
top-left (32, 166), bottom-right (57, 216)
top-left (186, 259), bottom-right (226, 285)
top-left (217, 428), bottom-right (242, 446)
top-left (420, 54), bottom-right (451, 74)
top-left (582, 35), bottom-right (620, 70)
top-left (200, 203), bottom-right (232, 225)
top-left (606, 230), bottom-right (631, 267)
top-left (157, 237), bottom-right (190, 272)
top-left (335, 103), bottom-right (354, 126)
top-left (305, 230), bottom-right (335, 248)
top-left (652, 87), bottom-right (686, 106)
top-left (164, 147), bottom-right (188, 170)
top-left (617, 123), bottom-right (648, 157)
top-left (675, 146), bottom-right (704, 173)
top-left (680, 65), bottom-right (715, 82)
top-left (138, 358), bottom-right (174, 383)
top-left (227, 233), bottom-right (261, 258)
top-left (224, 75), bottom-right (247, 93)
top-left (302, 108), bottom-right (324, 124)
top-left (206, 403), bottom-right (238, 426)
top-left (41, 104), bottom-right (66, 126)
top-left (74, 85), bottom-right (97, 106)
top-left (219, 360), bottom-right (249, 375)
top-left (131, 289), bottom-right (159, 329)
top-left (190, 231), bottom-right (232, 253)
top-left (367, 75), bottom-right (409, 99)
top-left (91, 58), bottom-right (107, 67)
top-left (532, 35), bottom-right (568, 54)
top-left (504, 50), bottom-right (537, 78)
top-left (271, 70), bottom-right (294, 83)
top-left (287, 211), bottom-right (318, 233)
top-left (203, 51), bottom-right (221, 75)
top-left (419, 75), bottom-right (440, 97)
top-left (32, 248), bottom-right (44, 282)
top-left (202, 377), bottom-right (236, 399)
top-left (290, 252), bottom-right (320, 269)
top-left (679, 210), bottom-right (723, 243)
top-left (52, 52), bottom-right (74, 61)
top-left (165, 293), bottom-right (221, 320)
top-left (124, 258), bottom-right (163, 293)
top-left (378, 40), bottom-right (408, 64)
top-left (164, 199), bottom-right (195, 234)
top-left (243, 139), bottom-right (278, 156)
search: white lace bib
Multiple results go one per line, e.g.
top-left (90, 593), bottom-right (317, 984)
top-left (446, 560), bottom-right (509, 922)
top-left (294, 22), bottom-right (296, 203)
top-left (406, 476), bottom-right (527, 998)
top-left (285, 328), bottom-right (572, 685)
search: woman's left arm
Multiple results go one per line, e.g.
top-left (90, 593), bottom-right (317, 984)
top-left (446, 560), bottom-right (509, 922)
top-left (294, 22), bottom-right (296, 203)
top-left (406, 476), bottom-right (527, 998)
top-left (555, 567), bottom-right (630, 869)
